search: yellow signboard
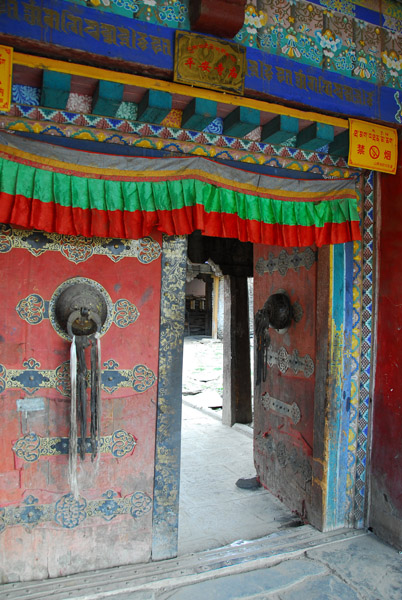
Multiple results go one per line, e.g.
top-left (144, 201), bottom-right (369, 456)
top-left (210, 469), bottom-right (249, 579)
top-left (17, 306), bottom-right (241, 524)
top-left (0, 45), bottom-right (13, 112)
top-left (348, 118), bottom-right (398, 174)
top-left (174, 32), bottom-right (246, 95)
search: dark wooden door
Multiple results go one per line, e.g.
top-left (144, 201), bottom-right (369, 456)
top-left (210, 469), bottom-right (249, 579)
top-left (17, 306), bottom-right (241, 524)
top-left (253, 243), bottom-right (319, 521)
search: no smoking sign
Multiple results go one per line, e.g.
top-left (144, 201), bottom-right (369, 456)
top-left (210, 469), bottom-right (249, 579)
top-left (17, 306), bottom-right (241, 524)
top-left (348, 118), bottom-right (397, 175)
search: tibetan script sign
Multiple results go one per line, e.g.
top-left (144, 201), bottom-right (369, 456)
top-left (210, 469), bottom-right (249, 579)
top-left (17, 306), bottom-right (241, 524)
top-left (0, 45), bottom-right (13, 112)
top-left (174, 32), bottom-right (246, 95)
top-left (348, 118), bottom-right (398, 175)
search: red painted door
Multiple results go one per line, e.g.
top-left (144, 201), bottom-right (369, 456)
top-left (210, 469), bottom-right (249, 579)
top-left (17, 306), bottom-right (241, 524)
top-left (253, 244), bottom-right (318, 521)
top-left (0, 227), bottom-right (162, 579)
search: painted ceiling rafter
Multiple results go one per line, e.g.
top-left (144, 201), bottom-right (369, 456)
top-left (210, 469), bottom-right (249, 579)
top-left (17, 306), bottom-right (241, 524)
top-left (9, 52), bottom-right (351, 157)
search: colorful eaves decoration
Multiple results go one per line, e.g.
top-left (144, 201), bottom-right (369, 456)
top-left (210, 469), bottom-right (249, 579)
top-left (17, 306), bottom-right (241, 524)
top-left (0, 133), bottom-right (360, 247)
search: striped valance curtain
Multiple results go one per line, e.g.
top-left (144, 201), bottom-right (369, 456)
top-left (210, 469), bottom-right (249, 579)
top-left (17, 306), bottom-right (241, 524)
top-left (0, 132), bottom-right (360, 247)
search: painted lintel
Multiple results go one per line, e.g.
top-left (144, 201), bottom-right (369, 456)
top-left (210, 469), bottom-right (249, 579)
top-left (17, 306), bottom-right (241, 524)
top-left (13, 53), bottom-right (349, 130)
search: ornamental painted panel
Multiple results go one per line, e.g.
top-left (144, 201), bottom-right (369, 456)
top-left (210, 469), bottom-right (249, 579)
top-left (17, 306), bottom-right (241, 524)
top-left (2, 0), bottom-right (402, 122)
top-left (0, 228), bottom-right (162, 581)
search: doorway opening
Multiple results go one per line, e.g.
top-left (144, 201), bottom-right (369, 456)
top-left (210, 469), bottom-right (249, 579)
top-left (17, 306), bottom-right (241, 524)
top-left (178, 232), bottom-right (303, 555)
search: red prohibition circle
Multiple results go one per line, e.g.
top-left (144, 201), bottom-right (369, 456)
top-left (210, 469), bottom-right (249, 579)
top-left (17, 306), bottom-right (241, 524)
top-left (369, 145), bottom-right (380, 159)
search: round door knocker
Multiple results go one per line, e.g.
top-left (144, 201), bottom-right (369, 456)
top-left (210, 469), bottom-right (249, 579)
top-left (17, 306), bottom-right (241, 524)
top-left (49, 277), bottom-right (113, 340)
top-left (54, 282), bottom-right (108, 339)
top-left (263, 291), bottom-right (293, 332)
top-left (254, 291), bottom-right (294, 385)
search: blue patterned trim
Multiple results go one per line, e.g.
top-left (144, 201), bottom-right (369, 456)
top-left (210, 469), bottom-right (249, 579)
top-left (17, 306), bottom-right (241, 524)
top-left (353, 170), bottom-right (374, 526)
top-left (12, 429), bottom-right (137, 462)
top-left (0, 224), bottom-right (161, 264)
top-left (204, 117), bottom-right (223, 134)
top-left (0, 490), bottom-right (151, 533)
top-left (12, 85), bottom-right (40, 106)
top-left (0, 358), bottom-right (156, 395)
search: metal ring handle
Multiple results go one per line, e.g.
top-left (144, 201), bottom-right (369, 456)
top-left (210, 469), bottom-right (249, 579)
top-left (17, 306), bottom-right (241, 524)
top-left (66, 309), bottom-right (102, 339)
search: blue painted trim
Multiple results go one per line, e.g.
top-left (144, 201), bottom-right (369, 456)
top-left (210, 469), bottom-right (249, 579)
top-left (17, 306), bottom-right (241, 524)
top-left (0, 0), bottom-right (175, 70)
top-left (338, 241), bottom-right (354, 525)
top-left (326, 242), bottom-right (354, 529)
top-left (326, 243), bottom-right (345, 528)
top-left (245, 48), bottom-right (382, 123)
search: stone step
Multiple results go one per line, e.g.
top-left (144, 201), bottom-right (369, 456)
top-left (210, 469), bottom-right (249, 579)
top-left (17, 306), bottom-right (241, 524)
top-left (2, 527), bottom-right (367, 600)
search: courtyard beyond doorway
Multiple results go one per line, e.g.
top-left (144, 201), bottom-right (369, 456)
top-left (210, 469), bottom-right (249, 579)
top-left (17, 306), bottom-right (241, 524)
top-left (179, 336), bottom-right (298, 555)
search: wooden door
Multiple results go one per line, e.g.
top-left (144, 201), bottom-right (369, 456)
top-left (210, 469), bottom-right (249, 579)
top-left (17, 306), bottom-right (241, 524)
top-left (253, 243), bottom-right (319, 521)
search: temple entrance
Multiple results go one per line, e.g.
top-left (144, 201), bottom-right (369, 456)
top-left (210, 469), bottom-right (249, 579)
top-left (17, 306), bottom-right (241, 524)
top-left (179, 287), bottom-right (298, 555)
top-left (177, 234), bottom-right (317, 554)
top-left (153, 233), bottom-right (353, 559)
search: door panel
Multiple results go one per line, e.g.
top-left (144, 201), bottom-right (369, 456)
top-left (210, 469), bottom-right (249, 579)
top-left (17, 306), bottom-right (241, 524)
top-left (253, 244), bottom-right (318, 520)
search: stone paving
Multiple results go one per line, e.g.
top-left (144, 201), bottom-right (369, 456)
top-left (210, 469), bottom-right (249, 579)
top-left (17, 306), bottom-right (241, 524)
top-left (159, 533), bottom-right (402, 600)
top-left (180, 335), bottom-right (293, 555)
top-left (178, 402), bottom-right (294, 555)
top-left (4, 527), bottom-right (401, 599)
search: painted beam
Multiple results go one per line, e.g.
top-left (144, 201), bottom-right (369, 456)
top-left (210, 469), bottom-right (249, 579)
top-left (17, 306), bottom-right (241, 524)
top-left (40, 71), bottom-right (71, 110)
top-left (328, 130), bottom-right (350, 157)
top-left (261, 115), bottom-right (299, 145)
top-left (137, 89), bottom-right (172, 124)
top-left (14, 53), bottom-right (349, 129)
top-left (181, 97), bottom-right (217, 131)
top-left (92, 80), bottom-right (124, 117)
top-left (223, 106), bottom-right (260, 137)
top-left (296, 123), bottom-right (334, 151)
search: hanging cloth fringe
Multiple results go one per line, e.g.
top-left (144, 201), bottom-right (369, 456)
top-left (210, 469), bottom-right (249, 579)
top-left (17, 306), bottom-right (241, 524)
top-left (69, 335), bottom-right (79, 499)
top-left (0, 131), bottom-right (361, 248)
top-left (90, 333), bottom-right (101, 462)
top-left (68, 332), bottom-right (102, 498)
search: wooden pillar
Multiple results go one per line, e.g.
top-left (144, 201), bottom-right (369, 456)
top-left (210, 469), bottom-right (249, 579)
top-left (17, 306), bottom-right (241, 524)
top-left (222, 275), bottom-right (252, 426)
top-left (152, 235), bottom-right (187, 561)
top-left (205, 276), bottom-right (213, 336)
top-left (212, 275), bottom-right (220, 339)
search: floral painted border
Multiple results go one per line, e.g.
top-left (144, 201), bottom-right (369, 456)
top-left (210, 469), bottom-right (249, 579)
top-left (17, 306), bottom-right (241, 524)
top-left (65, 1), bottom-right (402, 87)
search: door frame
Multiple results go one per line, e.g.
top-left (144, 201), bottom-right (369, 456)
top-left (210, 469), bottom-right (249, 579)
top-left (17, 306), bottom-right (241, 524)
top-left (151, 174), bottom-right (372, 558)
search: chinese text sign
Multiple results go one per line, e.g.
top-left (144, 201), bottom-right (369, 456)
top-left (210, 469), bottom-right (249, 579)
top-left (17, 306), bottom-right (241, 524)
top-left (0, 45), bottom-right (13, 112)
top-left (348, 118), bottom-right (398, 175)
top-left (174, 32), bottom-right (246, 95)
